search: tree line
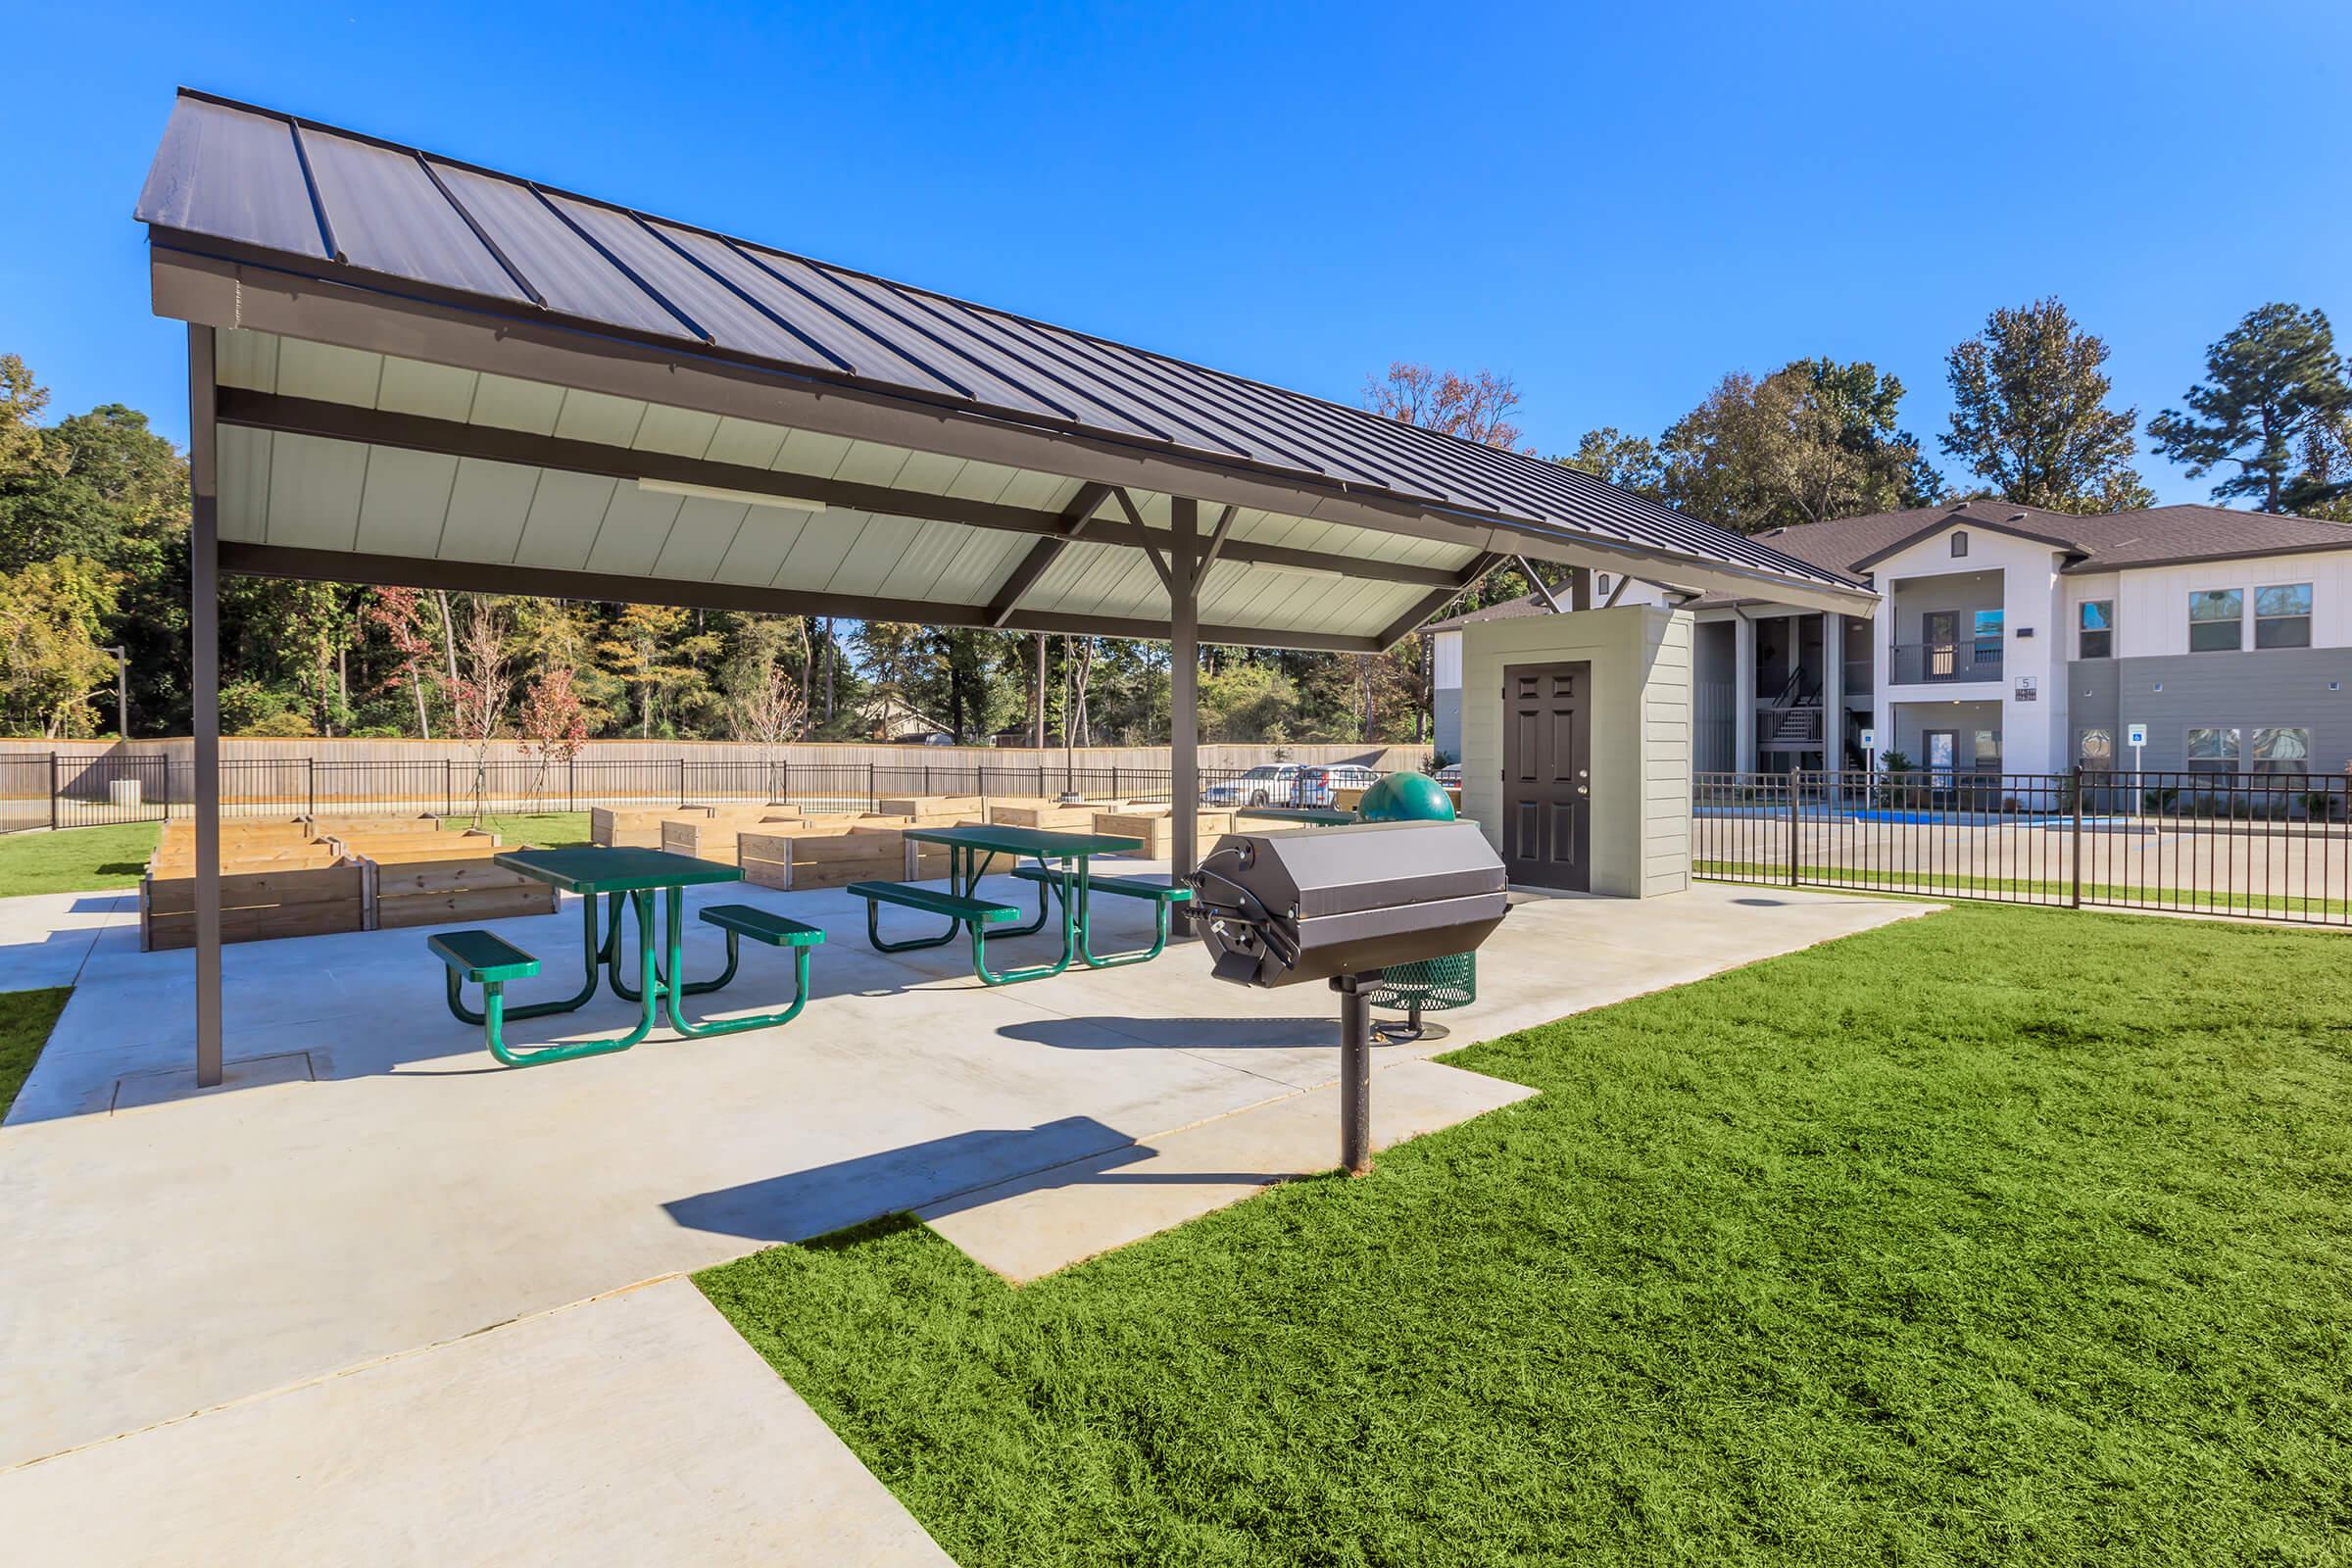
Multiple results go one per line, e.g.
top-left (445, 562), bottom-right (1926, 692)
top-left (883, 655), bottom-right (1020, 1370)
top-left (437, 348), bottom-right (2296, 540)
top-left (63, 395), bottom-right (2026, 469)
top-left (0, 295), bottom-right (2344, 747)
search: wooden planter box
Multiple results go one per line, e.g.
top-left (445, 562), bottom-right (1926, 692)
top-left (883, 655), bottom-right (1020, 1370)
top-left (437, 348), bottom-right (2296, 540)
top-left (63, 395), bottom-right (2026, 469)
top-left (738, 822), bottom-right (952, 891)
top-left (140, 851), bottom-right (367, 951)
top-left (985, 800), bottom-right (1110, 830)
top-left (368, 854), bottom-right (558, 930)
top-left (1091, 808), bottom-right (1237, 860)
top-left (591, 805), bottom-right (712, 849)
top-left (305, 813), bottom-right (441, 841)
top-left (872, 795), bottom-right (984, 823)
top-left (659, 808), bottom-right (807, 865)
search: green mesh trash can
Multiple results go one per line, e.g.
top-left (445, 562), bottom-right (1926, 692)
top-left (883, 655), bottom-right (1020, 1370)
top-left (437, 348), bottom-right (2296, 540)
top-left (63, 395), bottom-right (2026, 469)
top-left (1368, 950), bottom-right (1476, 1042)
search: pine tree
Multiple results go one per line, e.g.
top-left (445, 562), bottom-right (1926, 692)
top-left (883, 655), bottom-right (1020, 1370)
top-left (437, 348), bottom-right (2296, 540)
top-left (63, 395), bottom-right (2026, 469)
top-left (1940, 298), bottom-right (2152, 514)
top-left (2147, 304), bottom-right (2352, 513)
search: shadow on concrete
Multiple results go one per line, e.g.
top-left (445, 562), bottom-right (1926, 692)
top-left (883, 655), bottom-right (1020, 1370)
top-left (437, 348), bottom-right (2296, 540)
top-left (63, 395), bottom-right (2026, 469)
top-left (664, 1115), bottom-right (1142, 1244)
top-left (992, 1015), bottom-right (1336, 1051)
top-left (664, 1113), bottom-right (1305, 1245)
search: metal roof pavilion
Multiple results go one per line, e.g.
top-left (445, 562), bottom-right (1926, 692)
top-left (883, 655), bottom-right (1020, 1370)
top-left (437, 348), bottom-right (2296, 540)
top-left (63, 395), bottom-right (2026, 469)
top-left (135, 87), bottom-right (1873, 1085)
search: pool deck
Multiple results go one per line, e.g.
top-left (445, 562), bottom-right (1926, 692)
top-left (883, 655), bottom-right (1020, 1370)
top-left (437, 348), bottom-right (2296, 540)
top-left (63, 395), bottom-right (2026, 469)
top-left (0, 868), bottom-right (1936, 1564)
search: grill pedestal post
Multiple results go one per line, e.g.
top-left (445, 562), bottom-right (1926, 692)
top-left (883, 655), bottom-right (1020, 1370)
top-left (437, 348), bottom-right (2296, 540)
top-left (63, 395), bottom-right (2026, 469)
top-left (1334, 972), bottom-right (1379, 1176)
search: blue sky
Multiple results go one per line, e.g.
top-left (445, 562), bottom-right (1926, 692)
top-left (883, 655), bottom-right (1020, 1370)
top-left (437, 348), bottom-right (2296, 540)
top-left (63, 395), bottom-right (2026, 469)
top-left (7, 0), bottom-right (2349, 505)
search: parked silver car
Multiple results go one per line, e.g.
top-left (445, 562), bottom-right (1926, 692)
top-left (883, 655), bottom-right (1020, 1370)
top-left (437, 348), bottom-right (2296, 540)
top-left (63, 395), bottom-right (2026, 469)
top-left (1201, 763), bottom-right (1305, 807)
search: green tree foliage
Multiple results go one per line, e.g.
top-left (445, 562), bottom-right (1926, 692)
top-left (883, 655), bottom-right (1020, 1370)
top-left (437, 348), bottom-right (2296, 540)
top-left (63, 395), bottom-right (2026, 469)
top-left (1940, 298), bottom-right (2153, 514)
top-left (0, 557), bottom-right (120, 737)
top-left (1557, 427), bottom-right (1664, 498)
top-left (1659, 361), bottom-right (1940, 534)
top-left (2147, 304), bottom-right (2352, 514)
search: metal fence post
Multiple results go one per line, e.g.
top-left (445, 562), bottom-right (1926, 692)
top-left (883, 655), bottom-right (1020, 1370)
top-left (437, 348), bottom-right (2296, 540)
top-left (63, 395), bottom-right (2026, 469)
top-left (567, 758), bottom-right (576, 813)
top-left (443, 758), bottom-right (453, 817)
top-left (48, 753), bottom-right (58, 831)
top-left (307, 758), bottom-right (317, 819)
top-left (2071, 764), bottom-right (2084, 908)
top-left (1787, 770), bottom-right (1800, 887)
top-left (679, 759), bottom-right (689, 808)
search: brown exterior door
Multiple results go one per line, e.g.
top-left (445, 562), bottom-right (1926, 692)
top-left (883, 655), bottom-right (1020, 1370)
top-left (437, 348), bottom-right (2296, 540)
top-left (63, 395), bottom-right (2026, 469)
top-left (1501, 662), bottom-right (1591, 890)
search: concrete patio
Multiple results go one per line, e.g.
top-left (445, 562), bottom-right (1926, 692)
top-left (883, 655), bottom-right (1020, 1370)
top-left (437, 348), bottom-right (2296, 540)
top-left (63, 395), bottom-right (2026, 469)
top-left (0, 867), bottom-right (1935, 1563)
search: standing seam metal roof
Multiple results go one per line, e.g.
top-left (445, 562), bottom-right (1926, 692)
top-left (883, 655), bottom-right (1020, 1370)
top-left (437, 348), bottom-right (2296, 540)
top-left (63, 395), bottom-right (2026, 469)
top-left (135, 87), bottom-right (1862, 598)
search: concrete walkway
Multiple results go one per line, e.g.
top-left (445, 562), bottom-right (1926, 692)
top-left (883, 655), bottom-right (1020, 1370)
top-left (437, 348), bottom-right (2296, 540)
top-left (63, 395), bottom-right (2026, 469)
top-left (0, 869), bottom-right (1934, 1561)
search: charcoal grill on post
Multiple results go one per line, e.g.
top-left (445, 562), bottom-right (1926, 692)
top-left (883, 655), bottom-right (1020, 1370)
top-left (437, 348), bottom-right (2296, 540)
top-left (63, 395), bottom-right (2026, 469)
top-left (1188, 820), bottom-right (1509, 1175)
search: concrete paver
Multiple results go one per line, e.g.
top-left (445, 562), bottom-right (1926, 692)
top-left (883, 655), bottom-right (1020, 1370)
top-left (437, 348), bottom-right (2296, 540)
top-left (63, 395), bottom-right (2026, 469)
top-left (0, 1278), bottom-right (952, 1568)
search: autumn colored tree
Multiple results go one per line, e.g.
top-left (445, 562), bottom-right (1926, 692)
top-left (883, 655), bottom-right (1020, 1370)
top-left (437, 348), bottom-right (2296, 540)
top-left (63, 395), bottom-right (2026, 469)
top-left (1361, 363), bottom-right (1533, 451)
top-left (721, 645), bottom-right (808, 803)
top-left (447, 599), bottom-right (514, 826)
top-left (517, 665), bottom-right (590, 810)
top-left (1660, 361), bottom-right (1939, 534)
top-left (365, 586), bottom-right (439, 739)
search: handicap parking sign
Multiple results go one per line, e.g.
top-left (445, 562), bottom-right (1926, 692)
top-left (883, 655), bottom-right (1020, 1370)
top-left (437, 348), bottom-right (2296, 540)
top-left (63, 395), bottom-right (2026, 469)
top-left (1858, 727), bottom-right (1877, 751)
top-left (2127, 722), bottom-right (2148, 749)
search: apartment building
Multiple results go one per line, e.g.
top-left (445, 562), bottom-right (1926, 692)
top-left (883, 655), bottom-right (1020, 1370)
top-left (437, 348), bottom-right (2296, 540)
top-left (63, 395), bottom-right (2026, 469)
top-left (1432, 499), bottom-right (2352, 779)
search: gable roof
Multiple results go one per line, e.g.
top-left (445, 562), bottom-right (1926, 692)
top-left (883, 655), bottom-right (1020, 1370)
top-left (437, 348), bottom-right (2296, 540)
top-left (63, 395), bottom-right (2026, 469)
top-left (1760, 499), bottom-right (2352, 579)
top-left (134, 88), bottom-right (1871, 619)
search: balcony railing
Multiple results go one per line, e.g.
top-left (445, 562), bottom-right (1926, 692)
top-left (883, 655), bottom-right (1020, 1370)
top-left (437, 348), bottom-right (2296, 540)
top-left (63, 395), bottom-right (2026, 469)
top-left (1889, 641), bottom-right (2004, 684)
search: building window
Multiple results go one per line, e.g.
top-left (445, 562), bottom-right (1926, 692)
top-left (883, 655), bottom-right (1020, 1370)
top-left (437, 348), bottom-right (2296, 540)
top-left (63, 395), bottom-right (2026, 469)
top-left (2252, 727), bottom-right (2312, 774)
top-left (2186, 727), bottom-right (2241, 772)
top-left (1950, 530), bottom-right (1968, 559)
top-left (2079, 600), bottom-right (2113, 659)
top-left (2255, 583), bottom-right (2313, 649)
top-left (1973, 729), bottom-right (2002, 772)
top-left (2188, 589), bottom-right (2243, 653)
top-left (2079, 728), bottom-right (2113, 769)
top-left (1973, 609), bottom-right (2003, 662)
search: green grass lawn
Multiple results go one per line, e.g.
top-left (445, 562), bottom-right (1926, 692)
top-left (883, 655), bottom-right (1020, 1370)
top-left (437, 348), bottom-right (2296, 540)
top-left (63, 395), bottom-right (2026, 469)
top-left (0, 812), bottom-right (592, 901)
top-left (0, 987), bottom-right (72, 1116)
top-left (0, 822), bottom-right (162, 899)
top-left (699, 904), bottom-right (2352, 1567)
top-left (437, 811), bottom-right (591, 850)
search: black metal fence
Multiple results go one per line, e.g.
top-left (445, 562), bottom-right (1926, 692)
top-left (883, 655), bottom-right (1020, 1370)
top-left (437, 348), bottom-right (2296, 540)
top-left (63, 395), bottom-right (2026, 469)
top-left (1694, 769), bottom-right (2352, 926)
top-left (2, 753), bottom-right (1391, 830)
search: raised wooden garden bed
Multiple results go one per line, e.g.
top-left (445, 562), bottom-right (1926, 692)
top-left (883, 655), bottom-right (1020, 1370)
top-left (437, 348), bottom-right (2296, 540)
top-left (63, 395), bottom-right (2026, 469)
top-left (738, 820), bottom-right (951, 891)
top-left (1090, 808), bottom-right (1238, 860)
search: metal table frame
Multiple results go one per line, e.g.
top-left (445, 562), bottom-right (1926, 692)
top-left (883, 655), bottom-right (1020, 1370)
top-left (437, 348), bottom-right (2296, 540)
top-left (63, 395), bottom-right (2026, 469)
top-left (439, 848), bottom-right (793, 1064)
top-left (883, 824), bottom-right (1142, 985)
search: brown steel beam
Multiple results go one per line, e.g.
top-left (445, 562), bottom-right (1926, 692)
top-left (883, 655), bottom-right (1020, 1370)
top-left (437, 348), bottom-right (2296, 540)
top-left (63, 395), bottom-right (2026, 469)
top-left (212, 390), bottom-right (1473, 589)
top-left (216, 541), bottom-right (1386, 654)
top-left (1374, 553), bottom-right (1506, 649)
top-left (986, 480), bottom-right (1109, 627)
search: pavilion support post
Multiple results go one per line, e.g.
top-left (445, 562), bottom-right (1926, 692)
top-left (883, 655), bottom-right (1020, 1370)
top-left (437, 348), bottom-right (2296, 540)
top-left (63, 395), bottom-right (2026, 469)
top-left (189, 325), bottom-right (223, 1088)
top-left (1169, 497), bottom-right (1200, 919)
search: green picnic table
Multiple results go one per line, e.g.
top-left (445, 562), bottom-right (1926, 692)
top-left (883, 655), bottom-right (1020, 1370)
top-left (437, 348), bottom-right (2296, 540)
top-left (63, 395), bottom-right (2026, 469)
top-left (427, 847), bottom-right (821, 1066)
top-left (850, 823), bottom-right (1189, 985)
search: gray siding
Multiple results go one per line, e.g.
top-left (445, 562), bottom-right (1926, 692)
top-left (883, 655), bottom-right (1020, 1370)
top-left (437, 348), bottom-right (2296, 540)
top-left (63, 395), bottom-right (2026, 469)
top-left (2065, 647), bottom-right (2352, 771)
top-left (1433, 689), bottom-right (1463, 763)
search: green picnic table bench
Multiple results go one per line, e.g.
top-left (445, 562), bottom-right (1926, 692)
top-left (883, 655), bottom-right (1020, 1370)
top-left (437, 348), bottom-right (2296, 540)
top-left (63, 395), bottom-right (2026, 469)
top-left (428, 847), bottom-right (822, 1066)
top-left (1009, 865), bottom-right (1192, 967)
top-left (846, 823), bottom-right (1147, 985)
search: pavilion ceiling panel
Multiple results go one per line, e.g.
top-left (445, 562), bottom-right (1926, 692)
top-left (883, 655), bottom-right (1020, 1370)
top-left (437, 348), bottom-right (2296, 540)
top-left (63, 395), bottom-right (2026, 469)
top-left (702, 416), bottom-right (789, 471)
top-left (376, 357), bottom-right (478, 423)
top-left (439, 458), bottom-right (539, 563)
top-left (767, 426), bottom-right (857, 481)
top-left (549, 388), bottom-right (648, 449)
top-left (582, 483), bottom-right (693, 577)
top-left (710, 509), bottom-right (814, 586)
top-left (869, 517), bottom-right (973, 600)
top-left (645, 498), bottom-right (753, 581)
top-left (263, 430), bottom-right (368, 551)
top-left (629, 403), bottom-right (724, 461)
top-left (513, 469), bottom-right (622, 568)
top-left (273, 337), bottom-right (383, 408)
top-left (769, 509), bottom-right (864, 587)
top-left (217, 425), bottom-right (271, 541)
top-left (216, 328), bottom-right (279, 392)
top-left (468, 374), bottom-right (566, 436)
top-left (822, 514), bottom-right (928, 596)
top-left (353, 446), bottom-right (462, 560)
